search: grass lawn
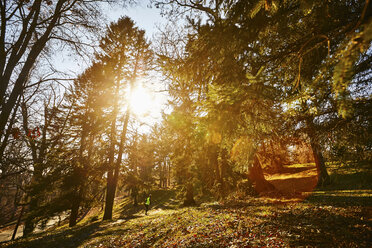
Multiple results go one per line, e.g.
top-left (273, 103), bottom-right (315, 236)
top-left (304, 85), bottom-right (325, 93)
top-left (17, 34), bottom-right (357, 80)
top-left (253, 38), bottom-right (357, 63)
top-left (1, 162), bottom-right (371, 248)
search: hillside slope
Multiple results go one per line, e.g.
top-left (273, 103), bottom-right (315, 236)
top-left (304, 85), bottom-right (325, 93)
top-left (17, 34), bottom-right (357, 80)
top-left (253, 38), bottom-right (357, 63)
top-left (1, 163), bottom-right (371, 248)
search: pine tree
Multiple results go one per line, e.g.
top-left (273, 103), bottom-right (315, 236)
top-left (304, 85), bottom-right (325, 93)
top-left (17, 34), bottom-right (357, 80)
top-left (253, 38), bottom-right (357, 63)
top-left (97, 17), bottom-right (153, 220)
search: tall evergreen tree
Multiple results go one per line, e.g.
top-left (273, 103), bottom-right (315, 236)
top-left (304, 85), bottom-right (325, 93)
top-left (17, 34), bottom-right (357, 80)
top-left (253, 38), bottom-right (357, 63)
top-left (97, 17), bottom-right (153, 220)
top-left (65, 62), bottom-right (109, 227)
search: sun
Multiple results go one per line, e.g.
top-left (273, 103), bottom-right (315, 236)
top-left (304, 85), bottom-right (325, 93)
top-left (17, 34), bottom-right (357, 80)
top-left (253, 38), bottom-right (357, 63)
top-left (128, 84), bottom-right (159, 118)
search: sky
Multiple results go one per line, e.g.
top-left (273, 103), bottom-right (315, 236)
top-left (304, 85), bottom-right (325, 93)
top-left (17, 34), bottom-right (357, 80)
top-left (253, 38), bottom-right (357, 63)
top-left (109, 1), bottom-right (168, 39)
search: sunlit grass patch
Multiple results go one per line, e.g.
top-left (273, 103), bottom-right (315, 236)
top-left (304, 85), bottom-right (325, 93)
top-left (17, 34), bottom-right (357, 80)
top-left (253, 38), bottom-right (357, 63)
top-left (312, 189), bottom-right (372, 196)
top-left (286, 163), bottom-right (315, 168)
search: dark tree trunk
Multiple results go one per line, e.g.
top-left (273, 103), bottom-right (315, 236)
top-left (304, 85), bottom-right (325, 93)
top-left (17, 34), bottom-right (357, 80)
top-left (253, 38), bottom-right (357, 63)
top-left (69, 192), bottom-right (81, 227)
top-left (269, 140), bottom-right (284, 173)
top-left (0, 95), bottom-right (21, 161)
top-left (103, 109), bottom-right (129, 220)
top-left (132, 187), bottom-right (138, 206)
top-left (217, 148), bottom-right (229, 198)
top-left (248, 154), bottom-right (276, 194)
top-left (183, 182), bottom-right (196, 206)
top-left (304, 111), bottom-right (331, 187)
top-left (103, 85), bottom-right (119, 221)
top-left (23, 198), bottom-right (37, 236)
top-left (209, 145), bottom-right (220, 187)
top-left (11, 185), bottom-right (20, 220)
top-left (70, 120), bottom-right (87, 227)
top-left (310, 140), bottom-right (330, 187)
top-left (103, 169), bottom-right (115, 220)
top-left (163, 162), bottom-right (168, 188)
top-left (23, 165), bottom-right (42, 237)
top-left (167, 159), bottom-right (171, 187)
top-left (159, 162), bottom-right (164, 188)
top-left (12, 205), bottom-right (24, 240)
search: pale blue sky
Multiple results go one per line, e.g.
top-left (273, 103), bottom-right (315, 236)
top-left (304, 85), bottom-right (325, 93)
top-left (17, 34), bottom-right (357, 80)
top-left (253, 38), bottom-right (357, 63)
top-left (57, 1), bottom-right (168, 72)
top-left (54, 1), bottom-right (168, 77)
top-left (107, 1), bottom-right (167, 39)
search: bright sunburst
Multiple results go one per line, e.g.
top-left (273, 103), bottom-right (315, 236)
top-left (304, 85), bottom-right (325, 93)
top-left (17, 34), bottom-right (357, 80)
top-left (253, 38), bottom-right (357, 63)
top-left (128, 84), bottom-right (160, 118)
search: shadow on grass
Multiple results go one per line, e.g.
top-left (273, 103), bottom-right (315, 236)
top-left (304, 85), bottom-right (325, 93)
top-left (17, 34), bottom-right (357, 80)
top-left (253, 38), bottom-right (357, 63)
top-left (272, 206), bottom-right (372, 247)
top-left (119, 189), bottom-right (181, 219)
top-left (306, 191), bottom-right (372, 207)
top-left (151, 189), bottom-right (181, 208)
top-left (1, 217), bottom-right (139, 248)
top-left (305, 165), bottom-right (372, 207)
top-left (328, 171), bottom-right (372, 190)
top-left (1, 222), bottom-right (102, 248)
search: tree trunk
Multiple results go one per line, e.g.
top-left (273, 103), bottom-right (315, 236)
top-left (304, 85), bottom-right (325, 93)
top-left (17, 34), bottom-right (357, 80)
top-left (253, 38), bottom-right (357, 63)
top-left (132, 187), bottom-right (138, 206)
top-left (70, 117), bottom-right (87, 227)
top-left (163, 162), bottom-right (167, 188)
top-left (167, 159), bottom-right (171, 187)
top-left (103, 84), bottom-right (119, 221)
top-left (69, 191), bottom-right (81, 227)
top-left (11, 185), bottom-right (20, 220)
top-left (217, 148), bottom-right (229, 198)
top-left (248, 154), bottom-right (276, 194)
top-left (310, 140), bottom-right (330, 187)
top-left (103, 169), bottom-right (115, 220)
top-left (12, 205), bottom-right (24, 240)
top-left (0, 95), bottom-right (21, 161)
top-left (23, 198), bottom-right (37, 236)
top-left (103, 109), bottom-right (129, 220)
top-left (23, 165), bottom-right (42, 237)
top-left (304, 109), bottom-right (331, 187)
top-left (209, 145), bottom-right (220, 187)
top-left (183, 182), bottom-right (196, 206)
top-left (159, 162), bottom-right (164, 188)
top-left (270, 140), bottom-right (284, 173)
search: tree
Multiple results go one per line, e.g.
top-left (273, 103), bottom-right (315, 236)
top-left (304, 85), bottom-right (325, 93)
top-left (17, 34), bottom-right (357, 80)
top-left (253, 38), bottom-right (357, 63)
top-left (151, 124), bottom-right (173, 188)
top-left (166, 103), bottom-right (198, 204)
top-left (0, 0), bottom-right (124, 161)
top-left (97, 17), bottom-right (153, 220)
top-left (20, 86), bottom-right (73, 236)
top-left (154, 0), bottom-right (371, 189)
top-left (155, 0), bottom-right (280, 195)
top-left (64, 62), bottom-right (109, 227)
top-left (247, 0), bottom-right (371, 186)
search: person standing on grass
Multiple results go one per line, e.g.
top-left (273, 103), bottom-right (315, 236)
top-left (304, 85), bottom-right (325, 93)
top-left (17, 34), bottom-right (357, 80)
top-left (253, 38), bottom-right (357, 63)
top-left (144, 194), bottom-right (151, 215)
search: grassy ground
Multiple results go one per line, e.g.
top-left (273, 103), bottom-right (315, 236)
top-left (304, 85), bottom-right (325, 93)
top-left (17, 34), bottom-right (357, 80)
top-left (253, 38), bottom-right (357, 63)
top-left (1, 163), bottom-right (371, 248)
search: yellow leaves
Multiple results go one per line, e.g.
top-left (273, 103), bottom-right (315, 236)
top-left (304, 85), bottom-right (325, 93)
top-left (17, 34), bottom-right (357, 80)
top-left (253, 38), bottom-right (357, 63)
top-left (309, 106), bottom-right (318, 115)
top-left (206, 130), bottom-right (222, 144)
top-left (231, 136), bottom-right (254, 162)
top-left (250, 0), bottom-right (264, 19)
top-left (246, 66), bottom-right (264, 84)
top-left (250, 0), bottom-right (279, 19)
